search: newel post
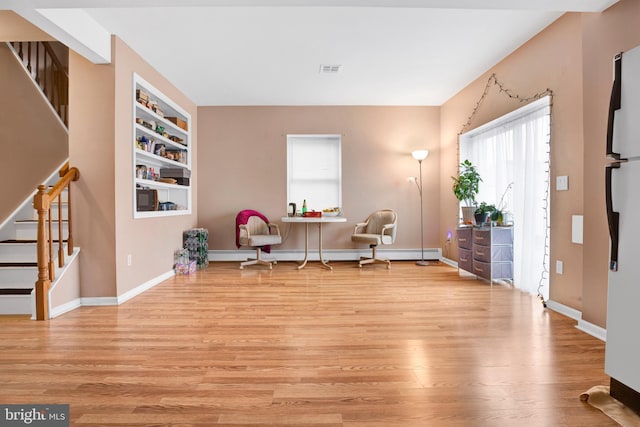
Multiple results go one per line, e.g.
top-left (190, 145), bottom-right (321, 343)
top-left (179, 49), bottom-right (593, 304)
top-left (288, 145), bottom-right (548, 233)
top-left (34, 185), bottom-right (50, 321)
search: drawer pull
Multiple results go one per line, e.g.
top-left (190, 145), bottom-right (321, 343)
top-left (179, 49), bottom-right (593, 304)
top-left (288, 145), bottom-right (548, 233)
top-left (476, 267), bottom-right (484, 272)
top-left (459, 237), bottom-right (467, 242)
top-left (476, 236), bottom-right (485, 240)
top-left (476, 250), bottom-right (485, 256)
top-left (460, 256), bottom-right (468, 262)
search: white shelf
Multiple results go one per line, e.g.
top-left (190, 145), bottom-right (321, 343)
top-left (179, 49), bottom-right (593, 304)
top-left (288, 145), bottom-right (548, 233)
top-left (135, 149), bottom-right (188, 169)
top-left (135, 124), bottom-right (187, 151)
top-left (135, 104), bottom-right (188, 137)
top-left (133, 73), bottom-right (191, 218)
top-left (135, 178), bottom-right (189, 190)
top-left (134, 209), bottom-right (190, 219)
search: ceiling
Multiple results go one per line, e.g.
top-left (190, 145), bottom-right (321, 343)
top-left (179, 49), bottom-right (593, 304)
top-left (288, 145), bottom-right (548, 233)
top-left (6, 0), bottom-right (619, 106)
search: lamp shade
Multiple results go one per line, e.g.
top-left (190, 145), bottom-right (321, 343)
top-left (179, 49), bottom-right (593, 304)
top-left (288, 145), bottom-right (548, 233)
top-left (412, 149), bottom-right (429, 161)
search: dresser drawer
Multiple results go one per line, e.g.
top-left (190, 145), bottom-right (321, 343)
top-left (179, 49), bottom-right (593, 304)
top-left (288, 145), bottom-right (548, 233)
top-left (473, 260), bottom-right (491, 280)
top-left (473, 228), bottom-right (491, 246)
top-left (491, 227), bottom-right (513, 245)
top-left (458, 248), bottom-right (473, 272)
top-left (457, 228), bottom-right (473, 250)
top-left (473, 245), bottom-right (513, 263)
top-left (492, 245), bottom-right (513, 262)
top-left (492, 262), bottom-right (513, 280)
top-left (473, 245), bottom-right (490, 262)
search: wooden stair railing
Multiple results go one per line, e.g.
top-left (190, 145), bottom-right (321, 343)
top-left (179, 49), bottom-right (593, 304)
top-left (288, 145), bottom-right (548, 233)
top-left (8, 41), bottom-right (68, 128)
top-left (33, 164), bottom-right (79, 320)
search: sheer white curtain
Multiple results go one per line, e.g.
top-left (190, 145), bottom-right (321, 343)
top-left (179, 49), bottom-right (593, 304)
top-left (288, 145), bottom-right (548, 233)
top-left (460, 96), bottom-right (551, 299)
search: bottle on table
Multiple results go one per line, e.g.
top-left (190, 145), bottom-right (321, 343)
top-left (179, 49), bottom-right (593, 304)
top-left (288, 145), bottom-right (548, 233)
top-left (302, 199), bottom-right (307, 215)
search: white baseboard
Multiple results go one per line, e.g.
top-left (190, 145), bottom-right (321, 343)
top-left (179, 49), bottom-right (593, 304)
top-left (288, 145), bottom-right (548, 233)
top-left (48, 270), bottom-right (175, 318)
top-left (577, 319), bottom-right (607, 342)
top-left (117, 270), bottom-right (175, 305)
top-left (80, 296), bottom-right (118, 306)
top-left (546, 299), bottom-right (606, 342)
top-left (209, 248), bottom-right (442, 262)
top-left (50, 298), bottom-right (82, 318)
top-left (546, 299), bottom-right (582, 321)
top-left (439, 257), bottom-right (458, 268)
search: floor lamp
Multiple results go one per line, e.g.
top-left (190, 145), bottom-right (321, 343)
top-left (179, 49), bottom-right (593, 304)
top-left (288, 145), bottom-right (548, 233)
top-left (411, 149), bottom-right (429, 266)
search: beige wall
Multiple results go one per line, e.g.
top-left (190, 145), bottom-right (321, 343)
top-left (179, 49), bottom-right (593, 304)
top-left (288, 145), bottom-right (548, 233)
top-left (441, 12), bottom-right (585, 310)
top-left (0, 11), bottom-right (54, 41)
top-left (9, 2), bottom-right (640, 324)
top-left (69, 36), bottom-right (197, 298)
top-left (69, 49), bottom-right (117, 298)
top-left (0, 13), bottom-right (67, 223)
top-left (197, 106), bottom-right (440, 253)
top-left (441, 0), bottom-right (640, 327)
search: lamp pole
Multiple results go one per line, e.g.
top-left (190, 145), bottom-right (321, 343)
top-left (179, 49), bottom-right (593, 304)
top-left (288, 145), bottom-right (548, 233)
top-left (412, 150), bottom-right (429, 266)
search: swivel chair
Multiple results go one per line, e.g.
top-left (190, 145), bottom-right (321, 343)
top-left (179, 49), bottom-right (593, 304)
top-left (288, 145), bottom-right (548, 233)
top-left (236, 210), bottom-right (281, 269)
top-left (351, 209), bottom-right (397, 269)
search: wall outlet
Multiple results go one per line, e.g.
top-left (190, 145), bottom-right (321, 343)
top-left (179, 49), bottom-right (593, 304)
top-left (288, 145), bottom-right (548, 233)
top-left (127, 254), bottom-right (132, 266)
top-left (556, 260), bottom-right (563, 275)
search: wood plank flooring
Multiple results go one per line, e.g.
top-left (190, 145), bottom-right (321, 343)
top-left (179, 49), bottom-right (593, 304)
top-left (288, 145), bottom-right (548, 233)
top-left (0, 261), bottom-right (616, 426)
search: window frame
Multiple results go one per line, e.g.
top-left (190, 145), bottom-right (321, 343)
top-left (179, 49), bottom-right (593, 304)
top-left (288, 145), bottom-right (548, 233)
top-left (286, 134), bottom-right (342, 213)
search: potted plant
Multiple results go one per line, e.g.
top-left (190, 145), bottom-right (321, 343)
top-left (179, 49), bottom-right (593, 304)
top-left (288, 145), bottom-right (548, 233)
top-left (451, 160), bottom-right (482, 224)
top-left (474, 202), bottom-right (496, 225)
top-left (491, 182), bottom-right (514, 226)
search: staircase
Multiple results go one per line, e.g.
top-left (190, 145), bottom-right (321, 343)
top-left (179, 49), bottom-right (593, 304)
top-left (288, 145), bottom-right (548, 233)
top-left (8, 41), bottom-right (68, 128)
top-left (0, 172), bottom-right (69, 316)
top-left (1, 40), bottom-right (78, 319)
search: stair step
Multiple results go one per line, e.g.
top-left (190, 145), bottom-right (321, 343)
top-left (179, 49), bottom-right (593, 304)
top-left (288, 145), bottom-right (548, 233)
top-left (0, 241), bottom-right (67, 263)
top-left (0, 239), bottom-right (68, 243)
top-left (15, 220), bottom-right (68, 223)
top-left (28, 202), bottom-right (69, 221)
top-left (0, 264), bottom-right (38, 287)
top-left (0, 294), bottom-right (32, 315)
top-left (0, 262), bottom-right (37, 267)
top-left (0, 288), bottom-right (32, 295)
top-left (13, 220), bottom-right (68, 240)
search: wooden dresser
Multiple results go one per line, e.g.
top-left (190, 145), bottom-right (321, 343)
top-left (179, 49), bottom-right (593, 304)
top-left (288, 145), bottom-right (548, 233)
top-left (457, 226), bottom-right (513, 282)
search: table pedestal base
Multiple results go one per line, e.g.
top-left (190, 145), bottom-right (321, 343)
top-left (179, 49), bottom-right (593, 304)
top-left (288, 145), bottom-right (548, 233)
top-left (297, 223), bottom-right (333, 270)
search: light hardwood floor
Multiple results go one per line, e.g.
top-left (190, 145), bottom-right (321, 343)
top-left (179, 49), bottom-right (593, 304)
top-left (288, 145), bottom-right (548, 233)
top-left (0, 261), bottom-right (616, 426)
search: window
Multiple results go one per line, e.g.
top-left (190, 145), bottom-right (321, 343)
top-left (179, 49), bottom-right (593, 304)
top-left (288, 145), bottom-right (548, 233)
top-left (287, 134), bottom-right (342, 213)
top-left (459, 96), bottom-right (551, 299)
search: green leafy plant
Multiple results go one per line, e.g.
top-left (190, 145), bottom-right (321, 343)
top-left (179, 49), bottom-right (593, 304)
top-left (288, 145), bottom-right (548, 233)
top-left (451, 160), bottom-right (482, 207)
top-left (474, 202), bottom-right (496, 215)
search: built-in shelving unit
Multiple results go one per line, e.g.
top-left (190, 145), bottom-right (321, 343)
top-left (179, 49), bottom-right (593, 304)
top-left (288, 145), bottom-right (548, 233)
top-left (132, 73), bottom-right (191, 218)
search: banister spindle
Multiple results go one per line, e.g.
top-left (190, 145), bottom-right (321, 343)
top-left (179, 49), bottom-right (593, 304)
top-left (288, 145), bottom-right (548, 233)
top-left (58, 193), bottom-right (64, 268)
top-left (34, 185), bottom-right (51, 321)
top-left (48, 204), bottom-right (54, 282)
top-left (67, 185), bottom-right (73, 256)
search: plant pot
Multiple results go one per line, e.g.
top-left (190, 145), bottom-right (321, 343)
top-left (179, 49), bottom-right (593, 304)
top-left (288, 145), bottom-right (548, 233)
top-left (491, 210), bottom-right (503, 226)
top-left (461, 206), bottom-right (475, 225)
top-left (474, 212), bottom-right (489, 225)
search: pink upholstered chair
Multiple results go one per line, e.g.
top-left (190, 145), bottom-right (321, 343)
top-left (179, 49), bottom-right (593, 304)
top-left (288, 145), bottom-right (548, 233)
top-left (236, 210), bottom-right (281, 269)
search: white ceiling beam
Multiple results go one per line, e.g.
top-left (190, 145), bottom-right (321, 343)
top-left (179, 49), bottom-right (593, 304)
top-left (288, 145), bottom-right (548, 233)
top-left (2, 0), bottom-right (111, 63)
top-left (21, 0), bottom-right (620, 12)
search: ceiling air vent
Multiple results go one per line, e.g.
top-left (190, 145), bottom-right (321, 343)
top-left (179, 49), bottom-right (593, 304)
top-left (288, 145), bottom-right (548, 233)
top-left (319, 64), bottom-right (341, 74)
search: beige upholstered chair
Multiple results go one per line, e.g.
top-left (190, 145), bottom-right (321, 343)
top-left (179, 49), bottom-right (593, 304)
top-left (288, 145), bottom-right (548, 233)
top-left (236, 210), bottom-right (282, 269)
top-left (351, 209), bottom-right (398, 269)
